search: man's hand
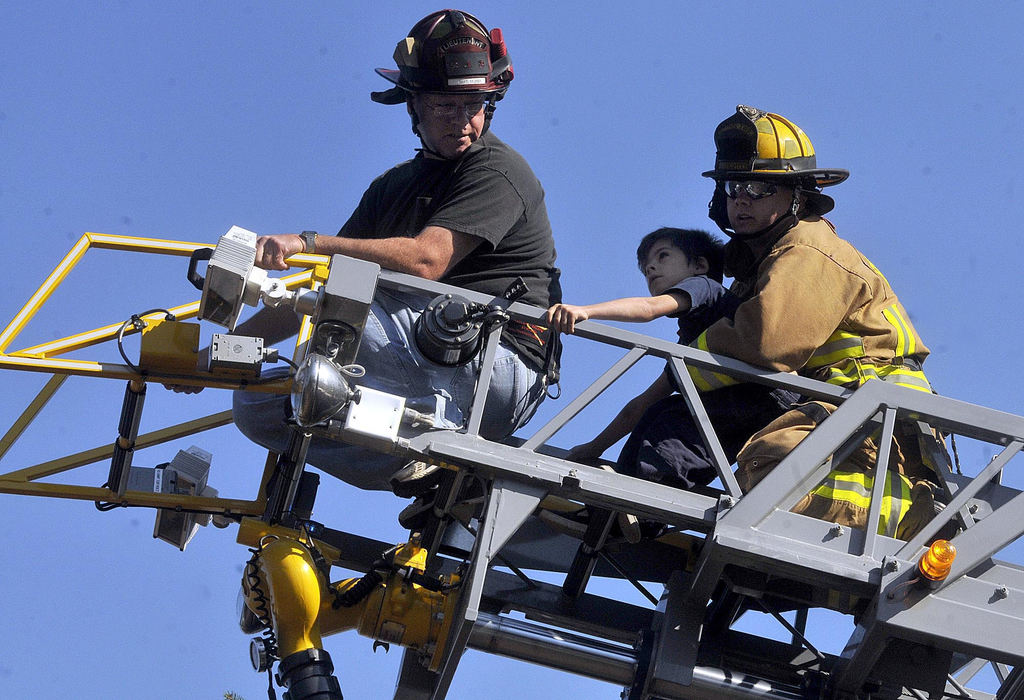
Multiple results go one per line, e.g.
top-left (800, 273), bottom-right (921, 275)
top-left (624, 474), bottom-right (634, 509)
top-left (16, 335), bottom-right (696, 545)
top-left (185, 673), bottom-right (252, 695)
top-left (546, 303), bottom-right (590, 334)
top-left (254, 234), bottom-right (304, 270)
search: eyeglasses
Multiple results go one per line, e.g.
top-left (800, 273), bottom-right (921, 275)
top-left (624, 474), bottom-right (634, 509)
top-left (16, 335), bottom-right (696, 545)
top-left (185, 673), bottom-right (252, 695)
top-left (420, 98), bottom-right (486, 120)
top-left (723, 180), bottom-right (779, 200)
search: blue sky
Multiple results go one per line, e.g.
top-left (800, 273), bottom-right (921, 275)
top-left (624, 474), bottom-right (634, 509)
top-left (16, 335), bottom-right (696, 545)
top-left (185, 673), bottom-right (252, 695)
top-left (3, 2), bottom-right (1024, 698)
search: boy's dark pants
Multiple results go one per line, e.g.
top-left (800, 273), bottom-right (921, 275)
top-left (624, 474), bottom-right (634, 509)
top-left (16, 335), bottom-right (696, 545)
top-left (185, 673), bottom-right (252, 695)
top-left (617, 384), bottom-right (800, 489)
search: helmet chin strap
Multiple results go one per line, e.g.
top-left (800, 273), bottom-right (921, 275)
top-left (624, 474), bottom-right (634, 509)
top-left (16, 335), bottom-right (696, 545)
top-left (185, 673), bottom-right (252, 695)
top-left (480, 95), bottom-right (498, 136)
top-left (728, 213), bottom-right (796, 241)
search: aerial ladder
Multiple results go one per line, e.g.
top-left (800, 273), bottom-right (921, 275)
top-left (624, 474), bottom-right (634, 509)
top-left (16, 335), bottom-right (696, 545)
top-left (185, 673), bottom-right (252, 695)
top-left (2, 228), bottom-right (1024, 699)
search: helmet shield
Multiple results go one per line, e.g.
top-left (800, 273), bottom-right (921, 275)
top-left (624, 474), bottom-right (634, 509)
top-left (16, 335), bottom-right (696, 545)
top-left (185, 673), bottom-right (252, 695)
top-left (372, 9), bottom-right (513, 104)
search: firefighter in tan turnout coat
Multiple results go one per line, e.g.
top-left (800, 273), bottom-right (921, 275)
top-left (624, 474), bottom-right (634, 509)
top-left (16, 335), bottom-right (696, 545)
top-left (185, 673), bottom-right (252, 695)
top-left (696, 105), bottom-right (947, 539)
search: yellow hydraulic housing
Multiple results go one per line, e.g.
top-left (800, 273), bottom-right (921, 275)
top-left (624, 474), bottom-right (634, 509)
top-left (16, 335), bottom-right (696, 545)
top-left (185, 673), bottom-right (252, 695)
top-left (242, 528), bottom-right (460, 671)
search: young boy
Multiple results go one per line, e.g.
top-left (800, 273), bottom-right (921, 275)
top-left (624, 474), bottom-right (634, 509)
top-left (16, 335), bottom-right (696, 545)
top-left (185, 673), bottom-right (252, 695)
top-left (547, 227), bottom-right (731, 344)
top-left (548, 227), bottom-right (790, 490)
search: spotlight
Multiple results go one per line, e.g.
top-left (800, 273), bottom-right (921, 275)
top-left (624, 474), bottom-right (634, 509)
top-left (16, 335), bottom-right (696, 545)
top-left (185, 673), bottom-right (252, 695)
top-left (290, 354), bottom-right (356, 427)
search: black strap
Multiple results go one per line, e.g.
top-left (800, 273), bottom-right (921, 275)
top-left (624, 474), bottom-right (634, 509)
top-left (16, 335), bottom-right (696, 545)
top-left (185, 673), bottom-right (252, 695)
top-left (544, 329), bottom-right (562, 391)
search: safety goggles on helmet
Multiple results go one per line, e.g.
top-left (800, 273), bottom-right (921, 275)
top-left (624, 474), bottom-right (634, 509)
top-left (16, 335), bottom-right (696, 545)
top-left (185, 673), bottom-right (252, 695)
top-left (417, 96), bottom-right (487, 120)
top-left (723, 180), bottom-right (779, 200)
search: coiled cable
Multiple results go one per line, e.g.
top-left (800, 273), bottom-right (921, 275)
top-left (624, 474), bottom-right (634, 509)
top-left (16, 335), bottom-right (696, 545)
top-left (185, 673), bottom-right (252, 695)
top-left (245, 538), bottom-right (280, 699)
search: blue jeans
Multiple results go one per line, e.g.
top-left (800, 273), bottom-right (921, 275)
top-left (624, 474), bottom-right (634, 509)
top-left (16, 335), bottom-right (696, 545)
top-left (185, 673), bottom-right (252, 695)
top-left (233, 287), bottom-right (547, 491)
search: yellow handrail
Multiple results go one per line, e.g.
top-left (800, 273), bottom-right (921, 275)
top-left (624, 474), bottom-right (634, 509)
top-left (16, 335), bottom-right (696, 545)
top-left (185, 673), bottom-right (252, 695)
top-left (0, 233), bottom-right (327, 509)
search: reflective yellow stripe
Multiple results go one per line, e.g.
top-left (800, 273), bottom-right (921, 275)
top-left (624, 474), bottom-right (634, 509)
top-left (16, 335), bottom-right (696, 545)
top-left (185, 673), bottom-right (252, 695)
top-left (882, 304), bottom-right (917, 358)
top-left (809, 467), bottom-right (913, 536)
top-left (887, 464), bottom-right (912, 537)
top-left (821, 359), bottom-right (932, 393)
top-left (881, 307), bottom-right (905, 357)
top-left (863, 257), bottom-right (892, 288)
top-left (877, 365), bottom-right (932, 393)
top-left (812, 470), bottom-right (873, 508)
top-left (689, 331), bottom-right (739, 391)
top-left (807, 329), bottom-right (865, 368)
top-left (823, 360), bottom-right (876, 387)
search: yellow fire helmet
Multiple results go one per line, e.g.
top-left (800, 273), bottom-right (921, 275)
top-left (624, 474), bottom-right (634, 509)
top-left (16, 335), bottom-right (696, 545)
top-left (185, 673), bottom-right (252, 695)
top-left (703, 105), bottom-right (850, 234)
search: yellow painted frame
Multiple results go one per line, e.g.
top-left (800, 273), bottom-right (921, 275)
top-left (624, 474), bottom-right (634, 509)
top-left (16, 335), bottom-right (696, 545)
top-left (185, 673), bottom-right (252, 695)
top-left (0, 232), bottom-right (329, 513)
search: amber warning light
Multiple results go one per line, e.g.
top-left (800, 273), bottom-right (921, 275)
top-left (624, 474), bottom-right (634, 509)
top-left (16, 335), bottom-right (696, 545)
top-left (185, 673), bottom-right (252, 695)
top-left (918, 539), bottom-right (957, 583)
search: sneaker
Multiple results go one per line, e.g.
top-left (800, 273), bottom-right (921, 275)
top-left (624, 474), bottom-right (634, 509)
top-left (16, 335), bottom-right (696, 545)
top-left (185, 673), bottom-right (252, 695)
top-left (536, 504), bottom-right (642, 544)
top-left (398, 493), bottom-right (435, 530)
top-left (389, 461), bottom-right (444, 498)
top-left (398, 480), bottom-right (489, 531)
top-left (594, 465), bottom-right (642, 544)
top-left (537, 506), bottom-right (589, 539)
top-left (616, 511), bottom-right (642, 545)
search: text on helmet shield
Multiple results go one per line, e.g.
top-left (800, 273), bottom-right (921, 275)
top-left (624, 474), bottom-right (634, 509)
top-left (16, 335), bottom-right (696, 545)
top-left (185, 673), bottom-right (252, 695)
top-left (440, 36), bottom-right (486, 52)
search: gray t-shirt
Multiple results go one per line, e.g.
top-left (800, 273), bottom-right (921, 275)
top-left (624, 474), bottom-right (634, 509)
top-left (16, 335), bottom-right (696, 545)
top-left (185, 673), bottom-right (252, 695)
top-left (338, 132), bottom-right (562, 368)
top-left (665, 275), bottom-right (739, 345)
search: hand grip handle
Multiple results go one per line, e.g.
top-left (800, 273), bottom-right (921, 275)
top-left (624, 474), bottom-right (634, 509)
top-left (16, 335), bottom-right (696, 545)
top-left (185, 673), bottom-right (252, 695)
top-left (187, 248), bottom-right (214, 291)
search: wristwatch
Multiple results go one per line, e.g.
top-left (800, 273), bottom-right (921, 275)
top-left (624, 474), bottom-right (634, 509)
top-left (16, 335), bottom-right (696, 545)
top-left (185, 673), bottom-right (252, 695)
top-left (300, 230), bottom-right (318, 254)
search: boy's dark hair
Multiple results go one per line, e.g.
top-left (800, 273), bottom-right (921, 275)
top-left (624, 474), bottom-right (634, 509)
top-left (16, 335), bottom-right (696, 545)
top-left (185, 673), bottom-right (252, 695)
top-left (636, 227), bottom-right (725, 283)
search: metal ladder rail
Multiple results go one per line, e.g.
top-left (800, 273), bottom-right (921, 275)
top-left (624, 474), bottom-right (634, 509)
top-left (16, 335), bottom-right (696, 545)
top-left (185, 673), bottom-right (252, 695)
top-left (335, 271), bottom-right (1024, 698)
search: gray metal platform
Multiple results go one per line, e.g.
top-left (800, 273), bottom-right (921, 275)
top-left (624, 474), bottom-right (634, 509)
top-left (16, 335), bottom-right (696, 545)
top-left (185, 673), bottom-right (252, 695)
top-left (346, 270), bottom-right (1024, 700)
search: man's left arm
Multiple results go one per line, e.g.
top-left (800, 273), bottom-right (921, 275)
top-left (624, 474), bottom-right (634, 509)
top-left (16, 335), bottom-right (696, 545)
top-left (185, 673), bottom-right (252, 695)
top-left (253, 226), bottom-right (481, 280)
